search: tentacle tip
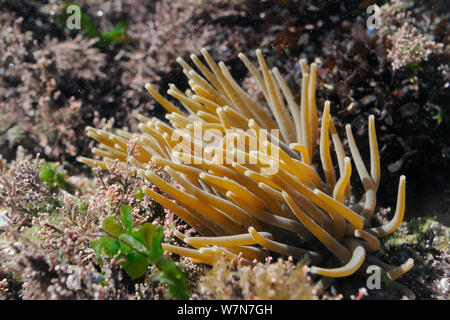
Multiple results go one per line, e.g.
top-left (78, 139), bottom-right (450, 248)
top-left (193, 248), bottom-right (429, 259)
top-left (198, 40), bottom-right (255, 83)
top-left (406, 258), bottom-right (414, 268)
top-left (309, 266), bottom-right (318, 274)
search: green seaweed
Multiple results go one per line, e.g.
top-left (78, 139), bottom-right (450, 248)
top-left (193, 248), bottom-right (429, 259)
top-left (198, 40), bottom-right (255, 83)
top-left (38, 162), bottom-right (70, 190)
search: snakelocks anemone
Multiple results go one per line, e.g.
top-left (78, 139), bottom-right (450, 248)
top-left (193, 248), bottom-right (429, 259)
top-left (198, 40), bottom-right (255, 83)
top-left (79, 49), bottom-right (414, 295)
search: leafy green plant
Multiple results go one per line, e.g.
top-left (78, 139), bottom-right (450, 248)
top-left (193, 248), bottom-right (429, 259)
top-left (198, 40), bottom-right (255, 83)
top-left (91, 205), bottom-right (189, 299)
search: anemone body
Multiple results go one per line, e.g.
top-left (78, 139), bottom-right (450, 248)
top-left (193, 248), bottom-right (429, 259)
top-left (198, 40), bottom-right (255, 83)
top-left (79, 49), bottom-right (413, 291)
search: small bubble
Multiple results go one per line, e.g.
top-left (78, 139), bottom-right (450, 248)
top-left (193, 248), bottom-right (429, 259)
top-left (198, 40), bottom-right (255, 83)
top-left (97, 10), bottom-right (103, 17)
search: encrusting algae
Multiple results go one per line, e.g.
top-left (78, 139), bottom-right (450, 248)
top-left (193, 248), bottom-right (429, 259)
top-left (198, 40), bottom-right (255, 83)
top-left (78, 48), bottom-right (414, 296)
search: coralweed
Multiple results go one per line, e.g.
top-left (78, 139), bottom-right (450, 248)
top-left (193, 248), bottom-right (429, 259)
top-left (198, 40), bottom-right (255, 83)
top-left (79, 48), bottom-right (414, 296)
